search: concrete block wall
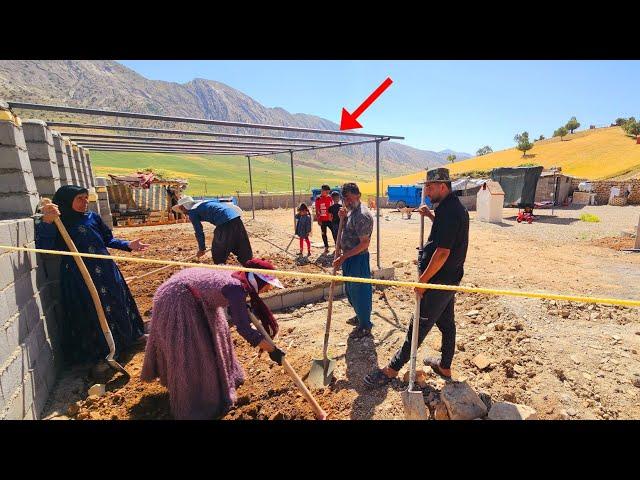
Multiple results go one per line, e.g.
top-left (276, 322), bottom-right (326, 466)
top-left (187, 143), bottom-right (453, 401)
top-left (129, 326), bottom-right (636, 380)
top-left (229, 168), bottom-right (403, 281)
top-left (0, 218), bottom-right (62, 420)
top-left (0, 101), bottom-right (102, 419)
top-left (0, 103), bottom-right (40, 220)
top-left (51, 131), bottom-right (72, 186)
top-left (22, 120), bottom-right (61, 200)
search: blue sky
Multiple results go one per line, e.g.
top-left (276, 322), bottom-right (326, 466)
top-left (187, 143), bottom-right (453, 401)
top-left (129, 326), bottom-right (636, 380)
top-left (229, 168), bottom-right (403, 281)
top-left (119, 60), bottom-right (640, 155)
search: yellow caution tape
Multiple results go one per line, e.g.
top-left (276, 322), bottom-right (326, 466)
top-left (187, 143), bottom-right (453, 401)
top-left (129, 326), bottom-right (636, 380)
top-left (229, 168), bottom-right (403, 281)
top-left (1, 244), bottom-right (639, 308)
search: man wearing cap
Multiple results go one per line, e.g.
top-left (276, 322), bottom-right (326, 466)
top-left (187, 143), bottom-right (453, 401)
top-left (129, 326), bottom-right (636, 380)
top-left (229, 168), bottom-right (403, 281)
top-left (333, 182), bottom-right (375, 339)
top-left (364, 167), bottom-right (469, 387)
top-left (173, 197), bottom-right (253, 265)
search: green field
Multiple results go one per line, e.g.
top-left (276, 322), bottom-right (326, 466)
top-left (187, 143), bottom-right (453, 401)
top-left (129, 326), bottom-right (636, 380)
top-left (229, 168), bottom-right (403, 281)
top-left (91, 151), bottom-right (374, 196)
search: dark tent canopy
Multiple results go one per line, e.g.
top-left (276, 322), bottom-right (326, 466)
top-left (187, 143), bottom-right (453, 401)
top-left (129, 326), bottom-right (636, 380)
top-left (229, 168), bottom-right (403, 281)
top-left (491, 166), bottom-right (543, 207)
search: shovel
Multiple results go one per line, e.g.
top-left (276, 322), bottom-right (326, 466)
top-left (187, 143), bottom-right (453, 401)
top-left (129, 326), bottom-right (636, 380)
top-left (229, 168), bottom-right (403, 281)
top-left (400, 192), bottom-right (429, 419)
top-left (40, 198), bottom-right (130, 379)
top-left (247, 310), bottom-right (327, 420)
top-left (307, 216), bottom-right (345, 389)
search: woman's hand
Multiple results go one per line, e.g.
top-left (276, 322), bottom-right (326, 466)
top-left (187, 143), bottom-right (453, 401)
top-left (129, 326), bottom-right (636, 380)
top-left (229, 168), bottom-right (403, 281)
top-left (128, 239), bottom-right (149, 252)
top-left (41, 203), bottom-right (60, 224)
top-left (258, 340), bottom-right (285, 365)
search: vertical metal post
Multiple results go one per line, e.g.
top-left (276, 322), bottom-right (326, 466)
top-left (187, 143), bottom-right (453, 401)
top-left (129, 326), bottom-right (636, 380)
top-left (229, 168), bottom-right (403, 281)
top-left (552, 170), bottom-right (557, 216)
top-left (247, 155), bottom-right (255, 220)
top-left (290, 150), bottom-right (296, 230)
top-left (635, 214), bottom-right (640, 250)
top-left (375, 140), bottom-right (381, 269)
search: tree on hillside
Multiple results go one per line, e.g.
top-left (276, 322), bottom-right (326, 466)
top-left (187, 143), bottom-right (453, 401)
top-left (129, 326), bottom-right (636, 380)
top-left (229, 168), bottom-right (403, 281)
top-left (623, 117), bottom-right (640, 136)
top-left (615, 117), bottom-right (627, 126)
top-left (514, 132), bottom-right (533, 157)
top-left (565, 116), bottom-right (580, 134)
top-left (447, 154), bottom-right (457, 164)
top-left (476, 145), bottom-right (493, 156)
top-left (554, 126), bottom-right (568, 141)
top-left (537, 135), bottom-right (545, 141)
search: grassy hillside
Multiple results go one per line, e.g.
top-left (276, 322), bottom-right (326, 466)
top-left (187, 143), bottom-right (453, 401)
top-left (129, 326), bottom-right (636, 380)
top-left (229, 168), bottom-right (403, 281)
top-left (91, 151), bottom-right (374, 196)
top-left (359, 127), bottom-right (640, 194)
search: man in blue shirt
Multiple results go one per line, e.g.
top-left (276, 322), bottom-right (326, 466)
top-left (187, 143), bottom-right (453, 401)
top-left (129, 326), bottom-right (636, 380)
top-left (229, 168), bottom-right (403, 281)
top-left (173, 197), bottom-right (253, 265)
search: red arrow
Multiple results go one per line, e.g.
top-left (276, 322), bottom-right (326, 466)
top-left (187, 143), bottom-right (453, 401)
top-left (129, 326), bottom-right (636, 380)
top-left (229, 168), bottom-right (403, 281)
top-left (340, 77), bottom-right (393, 130)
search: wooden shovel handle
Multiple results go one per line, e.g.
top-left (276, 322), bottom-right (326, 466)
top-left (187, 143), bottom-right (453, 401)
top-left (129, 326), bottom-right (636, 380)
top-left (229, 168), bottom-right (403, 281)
top-left (247, 310), bottom-right (327, 420)
top-left (41, 199), bottom-right (111, 336)
top-left (321, 215), bottom-right (345, 360)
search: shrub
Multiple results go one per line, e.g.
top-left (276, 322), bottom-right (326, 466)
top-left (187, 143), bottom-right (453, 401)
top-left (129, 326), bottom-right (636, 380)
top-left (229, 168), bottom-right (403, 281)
top-left (580, 213), bottom-right (600, 223)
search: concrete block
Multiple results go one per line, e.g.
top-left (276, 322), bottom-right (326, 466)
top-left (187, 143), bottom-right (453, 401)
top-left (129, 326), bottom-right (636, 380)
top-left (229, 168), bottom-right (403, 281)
top-left (95, 177), bottom-right (108, 187)
top-left (22, 368), bottom-right (35, 416)
top-left (263, 294), bottom-right (283, 312)
top-left (303, 286), bottom-right (325, 304)
top-left (0, 122), bottom-right (27, 149)
top-left (0, 244), bottom-right (37, 292)
top-left (34, 177), bottom-right (61, 198)
top-left (281, 289), bottom-right (304, 309)
top-left (0, 143), bottom-right (31, 169)
top-left (0, 382), bottom-right (24, 420)
top-left (22, 120), bottom-right (53, 144)
top-left (0, 193), bottom-right (39, 218)
top-left (372, 266), bottom-right (395, 281)
top-left (25, 142), bottom-right (57, 163)
top-left (30, 157), bottom-right (59, 179)
top-left (2, 269), bottom-right (38, 319)
top-left (0, 218), bottom-right (37, 247)
top-left (0, 168), bottom-right (38, 194)
top-left (24, 315), bottom-right (47, 371)
top-left (42, 302), bottom-right (60, 346)
top-left (0, 348), bottom-right (24, 401)
top-left (23, 405), bottom-right (36, 420)
top-left (0, 299), bottom-right (36, 367)
top-left (32, 351), bottom-right (53, 417)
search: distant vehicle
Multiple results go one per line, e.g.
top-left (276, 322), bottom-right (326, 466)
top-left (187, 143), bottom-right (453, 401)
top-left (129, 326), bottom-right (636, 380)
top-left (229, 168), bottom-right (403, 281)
top-left (387, 185), bottom-right (432, 209)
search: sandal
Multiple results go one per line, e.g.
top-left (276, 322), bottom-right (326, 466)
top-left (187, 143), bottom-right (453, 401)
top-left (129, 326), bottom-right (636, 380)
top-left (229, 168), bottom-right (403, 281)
top-left (364, 369), bottom-right (393, 388)
top-left (423, 356), bottom-right (452, 380)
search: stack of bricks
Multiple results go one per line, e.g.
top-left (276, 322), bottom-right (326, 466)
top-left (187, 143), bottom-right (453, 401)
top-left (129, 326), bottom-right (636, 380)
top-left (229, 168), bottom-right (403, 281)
top-left (51, 131), bottom-right (73, 186)
top-left (0, 101), bottom-right (63, 419)
top-left (22, 120), bottom-right (61, 202)
top-left (95, 178), bottom-right (114, 229)
top-left (62, 137), bottom-right (81, 186)
top-left (0, 102), bottom-right (40, 219)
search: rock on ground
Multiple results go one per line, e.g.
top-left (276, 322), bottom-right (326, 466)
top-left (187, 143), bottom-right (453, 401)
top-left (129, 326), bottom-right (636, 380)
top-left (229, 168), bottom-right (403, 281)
top-left (441, 381), bottom-right (488, 420)
top-left (488, 401), bottom-right (537, 420)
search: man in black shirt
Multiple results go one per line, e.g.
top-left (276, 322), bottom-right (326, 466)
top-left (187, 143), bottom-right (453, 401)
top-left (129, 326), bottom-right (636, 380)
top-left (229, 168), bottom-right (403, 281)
top-left (364, 167), bottom-right (469, 387)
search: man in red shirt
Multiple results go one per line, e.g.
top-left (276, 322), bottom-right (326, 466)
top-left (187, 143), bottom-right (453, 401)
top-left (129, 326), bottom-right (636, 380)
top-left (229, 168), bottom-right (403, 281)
top-left (315, 184), bottom-right (334, 254)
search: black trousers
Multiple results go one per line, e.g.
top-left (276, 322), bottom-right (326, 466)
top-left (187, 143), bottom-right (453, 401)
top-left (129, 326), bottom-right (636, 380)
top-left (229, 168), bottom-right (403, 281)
top-left (389, 289), bottom-right (456, 371)
top-left (212, 217), bottom-right (253, 265)
top-left (319, 221), bottom-right (333, 248)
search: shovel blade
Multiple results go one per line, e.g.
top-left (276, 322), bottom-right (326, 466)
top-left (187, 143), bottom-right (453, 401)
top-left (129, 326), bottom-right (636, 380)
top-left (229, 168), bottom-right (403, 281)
top-left (307, 358), bottom-right (336, 389)
top-left (401, 390), bottom-right (429, 420)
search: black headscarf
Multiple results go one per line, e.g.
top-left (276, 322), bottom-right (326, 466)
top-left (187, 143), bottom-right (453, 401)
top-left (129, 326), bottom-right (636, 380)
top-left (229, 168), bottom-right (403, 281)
top-left (51, 185), bottom-right (89, 226)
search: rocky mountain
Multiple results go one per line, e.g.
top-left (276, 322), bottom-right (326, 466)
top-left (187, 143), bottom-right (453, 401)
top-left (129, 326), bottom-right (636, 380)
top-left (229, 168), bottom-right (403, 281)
top-left (0, 60), bottom-right (454, 174)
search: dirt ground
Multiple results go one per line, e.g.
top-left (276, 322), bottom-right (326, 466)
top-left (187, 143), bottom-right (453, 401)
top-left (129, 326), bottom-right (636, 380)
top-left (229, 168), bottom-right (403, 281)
top-left (42, 204), bottom-right (640, 420)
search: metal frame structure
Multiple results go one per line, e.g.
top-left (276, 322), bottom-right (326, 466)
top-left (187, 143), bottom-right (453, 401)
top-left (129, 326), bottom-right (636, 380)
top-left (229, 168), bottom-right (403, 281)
top-left (8, 101), bottom-right (404, 269)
